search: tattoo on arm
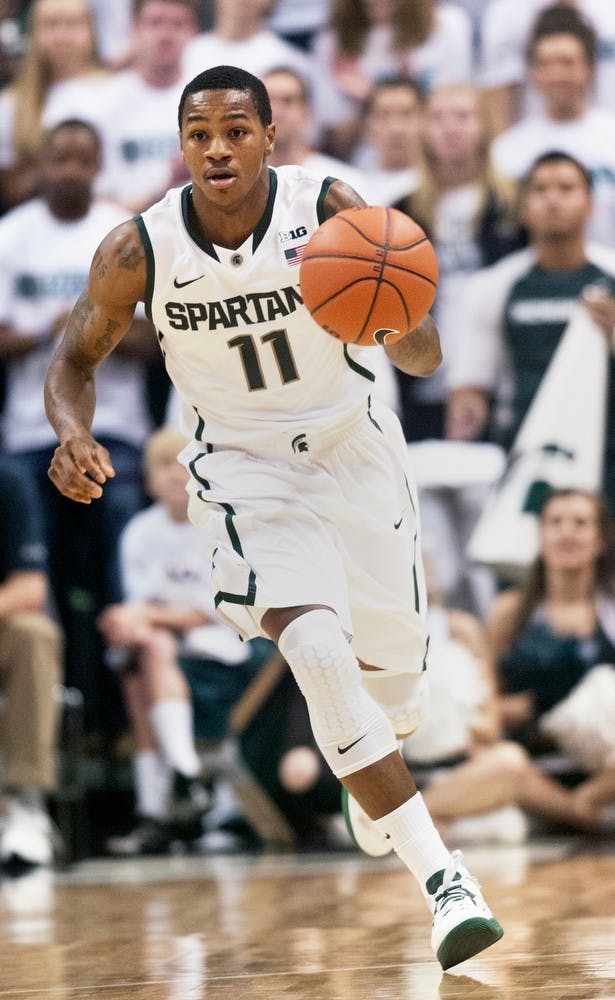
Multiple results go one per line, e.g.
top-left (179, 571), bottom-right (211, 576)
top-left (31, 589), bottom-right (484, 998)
top-left (93, 318), bottom-right (121, 356)
top-left (117, 244), bottom-right (145, 271)
top-left (92, 249), bottom-right (108, 280)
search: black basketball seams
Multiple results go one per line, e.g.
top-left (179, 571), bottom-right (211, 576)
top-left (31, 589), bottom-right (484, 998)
top-left (330, 212), bottom-right (429, 252)
top-left (302, 252), bottom-right (437, 287)
top-left (311, 275), bottom-right (379, 315)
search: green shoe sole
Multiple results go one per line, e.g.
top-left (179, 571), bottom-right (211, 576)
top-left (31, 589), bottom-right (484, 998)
top-left (437, 917), bottom-right (504, 971)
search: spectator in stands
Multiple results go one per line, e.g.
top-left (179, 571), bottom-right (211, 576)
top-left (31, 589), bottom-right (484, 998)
top-left (181, 0), bottom-right (311, 92)
top-left (487, 488), bottom-right (615, 828)
top-left (447, 151), bottom-right (615, 513)
top-left (94, 0), bottom-right (198, 214)
top-left (98, 428), bottom-right (262, 855)
top-left (0, 456), bottom-right (63, 867)
top-left (263, 66), bottom-right (367, 195)
top-left (491, 6), bottom-right (615, 247)
top-left (0, 119), bottom-right (157, 729)
top-left (0, 0), bottom-right (108, 211)
top-left (388, 83), bottom-right (522, 614)
top-left (394, 82), bottom-right (522, 443)
top-left (311, 0), bottom-right (473, 159)
top-left (481, 1), bottom-right (615, 136)
top-left (346, 587), bottom-right (605, 848)
top-left (352, 75), bottom-right (424, 206)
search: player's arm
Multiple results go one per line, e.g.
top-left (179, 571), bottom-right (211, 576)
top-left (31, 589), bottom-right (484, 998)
top-left (44, 219), bottom-right (147, 504)
top-left (321, 180), bottom-right (442, 377)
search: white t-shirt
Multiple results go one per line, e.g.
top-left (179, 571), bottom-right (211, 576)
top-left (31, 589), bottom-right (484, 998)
top-left (312, 5), bottom-right (473, 130)
top-left (0, 198), bottom-right (151, 451)
top-left (86, 0), bottom-right (134, 64)
top-left (94, 71), bottom-right (185, 208)
top-left (120, 502), bottom-right (248, 663)
top-left (0, 72), bottom-right (109, 169)
top-left (267, 0), bottom-right (330, 36)
top-left (492, 108), bottom-right (615, 246)
top-left (181, 29), bottom-right (312, 87)
top-left (481, 0), bottom-right (615, 113)
top-left (359, 167), bottom-right (420, 208)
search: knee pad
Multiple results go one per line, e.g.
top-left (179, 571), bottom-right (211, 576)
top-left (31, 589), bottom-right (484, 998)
top-left (360, 669), bottom-right (428, 738)
top-left (278, 609), bottom-right (397, 779)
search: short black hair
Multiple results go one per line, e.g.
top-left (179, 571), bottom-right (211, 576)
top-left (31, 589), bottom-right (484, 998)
top-left (366, 74), bottom-right (424, 113)
top-left (262, 65), bottom-right (312, 106)
top-left (523, 150), bottom-right (594, 191)
top-left (178, 65), bottom-right (272, 130)
top-left (46, 118), bottom-right (102, 153)
top-left (527, 3), bottom-right (597, 66)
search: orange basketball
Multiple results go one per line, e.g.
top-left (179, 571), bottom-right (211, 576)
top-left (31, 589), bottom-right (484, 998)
top-left (299, 206), bottom-right (439, 346)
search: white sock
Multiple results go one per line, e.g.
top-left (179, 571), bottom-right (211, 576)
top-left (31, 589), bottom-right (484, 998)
top-left (373, 792), bottom-right (451, 895)
top-left (149, 699), bottom-right (200, 777)
top-left (133, 749), bottom-right (168, 820)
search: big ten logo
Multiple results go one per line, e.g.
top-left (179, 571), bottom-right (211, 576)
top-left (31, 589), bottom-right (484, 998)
top-left (278, 226), bottom-right (308, 243)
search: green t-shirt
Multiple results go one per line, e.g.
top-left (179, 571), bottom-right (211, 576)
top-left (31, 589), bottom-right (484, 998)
top-left (503, 261), bottom-right (615, 509)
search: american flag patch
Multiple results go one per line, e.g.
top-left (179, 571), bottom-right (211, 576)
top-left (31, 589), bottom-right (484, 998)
top-left (284, 243), bottom-right (307, 266)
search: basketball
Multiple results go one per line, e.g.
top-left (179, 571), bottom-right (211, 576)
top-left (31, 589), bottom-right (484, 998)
top-left (299, 206), bottom-right (439, 346)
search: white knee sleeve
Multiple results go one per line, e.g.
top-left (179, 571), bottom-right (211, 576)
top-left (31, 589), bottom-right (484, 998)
top-left (278, 610), bottom-right (398, 779)
top-left (360, 670), bottom-right (428, 738)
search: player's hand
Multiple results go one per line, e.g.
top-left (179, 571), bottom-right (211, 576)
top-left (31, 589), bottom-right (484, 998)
top-left (581, 284), bottom-right (615, 346)
top-left (48, 435), bottom-right (115, 503)
top-left (445, 388), bottom-right (489, 441)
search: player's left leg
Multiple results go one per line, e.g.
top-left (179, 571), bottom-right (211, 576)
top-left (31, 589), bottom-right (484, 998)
top-left (265, 605), bottom-right (503, 970)
top-left (342, 663), bottom-right (427, 856)
top-left (341, 661), bottom-right (503, 971)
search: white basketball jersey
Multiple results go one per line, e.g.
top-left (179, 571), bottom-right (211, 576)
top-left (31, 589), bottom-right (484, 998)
top-left (137, 165), bottom-right (376, 449)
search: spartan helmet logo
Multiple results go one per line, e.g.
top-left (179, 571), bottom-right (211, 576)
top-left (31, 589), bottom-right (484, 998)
top-left (373, 328), bottom-right (400, 345)
top-left (291, 433), bottom-right (309, 453)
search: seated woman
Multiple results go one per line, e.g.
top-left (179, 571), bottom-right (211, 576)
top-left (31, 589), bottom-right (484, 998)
top-left (487, 488), bottom-right (615, 827)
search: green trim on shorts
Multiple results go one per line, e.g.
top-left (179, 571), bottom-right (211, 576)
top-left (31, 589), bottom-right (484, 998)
top-left (192, 406), bottom-right (206, 442)
top-left (214, 569), bottom-right (257, 609)
top-left (422, 635), bottom-right (429, 671)
top-left (193, 485), bottom-right (258, 608)
top-left (367, 394), bottom-right (382, 432)
top-left (403, 475), bottom-right (420, 613)
top-left (343, 345), bottom-right (375, 382)
top-left (189, 456), bottom-right (210, 489)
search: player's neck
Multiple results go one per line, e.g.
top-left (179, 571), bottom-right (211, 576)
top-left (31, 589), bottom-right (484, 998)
top-left (190, 172), bottom-right (272, 249)
top-left (534, 235), bottom-right (587, 271)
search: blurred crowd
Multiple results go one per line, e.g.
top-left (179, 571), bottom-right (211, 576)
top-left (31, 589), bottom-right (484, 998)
top-left (0, 0), bottom-right (614, 867)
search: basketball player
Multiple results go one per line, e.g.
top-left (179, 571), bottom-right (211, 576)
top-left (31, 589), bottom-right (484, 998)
top-left (44, 65), bottom-right (503, 970)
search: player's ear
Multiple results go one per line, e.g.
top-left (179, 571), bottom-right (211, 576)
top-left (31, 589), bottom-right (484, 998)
top-left (264, 123), bottom-right (276, 157)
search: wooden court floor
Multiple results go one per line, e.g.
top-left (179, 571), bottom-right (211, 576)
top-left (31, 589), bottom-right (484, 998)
top-left (0, 839), bottom-right (614, 999)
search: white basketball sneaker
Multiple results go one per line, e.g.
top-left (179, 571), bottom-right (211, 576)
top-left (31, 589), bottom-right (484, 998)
top-left (0, 798), bottom-right (55, 867)
top-left (341, 788), bottom-right (393, 857)
top-left (427, 850), bottom-right (504, 970)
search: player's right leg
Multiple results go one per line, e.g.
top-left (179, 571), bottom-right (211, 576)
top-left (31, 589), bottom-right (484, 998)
top-left (262, 604), bottom-right (503, 970)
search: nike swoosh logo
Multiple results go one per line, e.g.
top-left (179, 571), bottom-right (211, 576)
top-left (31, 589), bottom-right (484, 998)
top-left (394, 516), bottom-right (403, 529)
top-left (173, 275), bottom-right (204, 288)
top-left (338, 734), bottom-right (367, 755)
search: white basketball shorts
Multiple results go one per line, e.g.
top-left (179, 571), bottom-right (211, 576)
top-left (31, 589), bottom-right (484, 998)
top-left (180, 401), bottom-right (429, 675)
